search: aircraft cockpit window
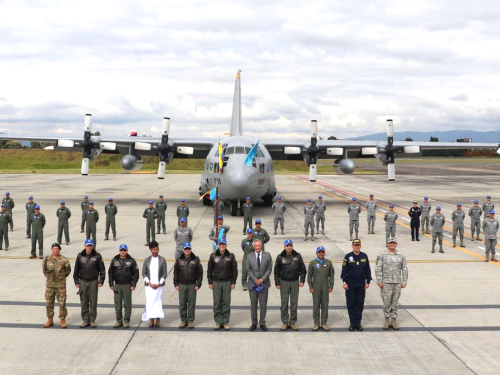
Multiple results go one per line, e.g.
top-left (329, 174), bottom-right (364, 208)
top-left (235, 147), bottom-right (245, 154)
top-left (256, 148), bottom-right (264, 157)
top-left (244, 147), bottom-right (251, 154)
top-left (226, 147), bottom-right (235, 155)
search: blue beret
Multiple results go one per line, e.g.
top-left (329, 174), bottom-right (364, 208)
top-left (318, 196), bottom-right (323, 199)
top-left (246, 197), bottom-right (251, 200)
top-left (487, 195), bottom-right (492, 199)
top-left (457, 203), bottom-right (461, 206)
top-left (307, 198), bottom-right (312, 202)
top-left (149, 200), bottom-right (153, 204)
top-left (277, 196), bottom-right (282, 199)
top-left (89, 201), bottom-right (94, 205)
top-left (352, 197), bottom-right (357, 201)
top-left (474, 200), bottom-right (479, 204)
top-left (389, 204), bottom-right (394, 208)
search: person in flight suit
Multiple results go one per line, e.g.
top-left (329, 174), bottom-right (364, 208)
top-left (242, 197), bottom-right (254, 234)
top-left (2, 192), bottom-right (14, 231)
top-left (29, 205), bottom-right (46, 259)
top-left (274, 239), bottom-right (307, 331)
top-left (0, 204), bottom-right (12, 250)
top-left (420, 196), bottom-right (431, 234)
top-left (347, 197), bottom-right (361, 241)
top-left (452, 203), bottom-right (466, 248)
top-left (304, 198), bottom-right (316, 241)
top-left (177, 198), bottom-right (189, 226)
top-left (155, 195), bottom-right (167, 234)
top-left (80, 195), bottom-right (90, 233)
top-left (483, 210), bottom-right (499, 262)
top-left (366, 194), bottom-right (377, 234)
top-left (83, 201), bottom-right (99, 249)
top-left (384, 204), bottom-right (398, 246)
top-left (104, 198), bottom-right (118, 241)
top-left (56, 201), bottom-right (71, 245)
top-left (314, 196), bottom-right (327, 235)
top-left (308, 246), bottom-right (334, 331)
top-left (26, 196), bottom-right (37, 238)
top-left (430, 207), bottom-right (445, 253)
top-left (272, 196), bottom-right (286, 235)
top-left (408, 201), bottom-right (422, 241)
top-left (253, 219), bottom-right (270, 250)
top-left (469, 200), bottom-right (483, 241)
top-left (341, 239), bottom-right (372, 331)
top-left (143, 200), bottom-right (159, 246)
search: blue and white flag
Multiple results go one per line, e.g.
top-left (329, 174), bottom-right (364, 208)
top-left (244, 141), bottom-right (260, 167)
top-left (209, 188), bottom-right (217, 201)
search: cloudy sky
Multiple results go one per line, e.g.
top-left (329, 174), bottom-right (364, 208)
top-left (0, 0), bottom-right (499, 140)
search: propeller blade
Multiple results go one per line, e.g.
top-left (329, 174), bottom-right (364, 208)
top-left (57, 140), bottom-right (75, 148)
top-left (386, 119), bottom-right (394, 140)
top-left (135, 142), bottom-right (152, 151)
top-left (284, 147), bottom-right (301, 155)
top-left (157, 161), bottom-right (166, 179)
top-left (309, 164), bottom-right (317, 182)
top-left (99, 142), bottom-right (116, 151)
top-left (310, 120), bottom-right (318, 139)
top-left (162, 117), bottom-right (170, 136)
top-left (326, 148), bottom-right (343, 156)
top-left (176, 146), bottom-right (194, 155)
top-left (361, 147), bottom-right (378, 155)
top-left (388, 163), bottom-right (395, 181)
top-left (81, 158), bottom-right (90, 176)
top-left (84, 114), bottom-right (92, 133)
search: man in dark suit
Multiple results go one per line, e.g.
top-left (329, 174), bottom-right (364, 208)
top-left (246, 239), bottom-right (273, 331)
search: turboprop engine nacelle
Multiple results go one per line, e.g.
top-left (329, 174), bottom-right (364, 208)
top-left (333, 158), bottom-right (356, 174)
top-left (120, 155), bottom-right (144, 171)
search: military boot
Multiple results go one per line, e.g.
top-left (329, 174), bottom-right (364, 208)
top-left (485, 254), bottom-right (490, 262)
top-left (477, 236), bottom-right (482, 241)
top-left (452, 239), bottom-right (456, 248)
top-left (355, 231), bottom-right (359, 239)
top-left (322, 229), bottom-right (325, 234)
top-left (383, 318), bottom-right (390, 330)
top-left (105, 237), bottom-right (109, 241)
top-left (431, 243), bottom-right (436, 253)
top-left (274, 229), bottom-right (277, 235)
top-left (471, 233), bottom-right (475, 241)
top-left (60, 319), bottom-right (67, 329)
top-left (349, 234), bottom-right (353, 241)
top-left (310, 234), bottom-right (314, 241)
top-left (304, 235), bottom-right (308, 241)
top-left (391, 318), bottom-right (399, 330)
top-left (368, 229), bottom-right (371, 234)
top-left (316, 229), bottom-right (320, 235)
top-left (460, 239), bottom-right (465, 248)
top-left (281, 230), bottom-right (285, 235)
top-left (113, 236), bottom-right (117, 241)
top-left (371, 228), bottom-right (375, 234)
top-left (43, 317), bottom-right (54, 328)
top-left (439, 243), bottom-right (444, 253)
top-left (491, 254), bottom-right (498, 262)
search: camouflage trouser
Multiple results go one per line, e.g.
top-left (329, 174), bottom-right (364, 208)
top-left (349, 220), bottom-right (359, 235)
top-left (432, 231), bottom-right (443, 244)
top-left (274, 217), bottom-right (284, 231)
top-left (471, 220), bottom-right (481, 237)
top-left (485, 239), bottom-right (497, 255)
top-left (421, 216), bottom-right (430, 232)
top-left (385, 225), bottom-right (396, 242)
top-left (452, 225), bottom-right (464, 240)
top-left (367, 215), bottom-right (376, 230)
top-left (304, 220), bottom-right (314, 235)
top-left (157, 215), bottom-right (166, 233)
top-left (174, 247), bottom-right (183, 259)
top-left (46, 286), bottom-right (67, 319)
top-left (381, 283), bottom-right (401, 318)
top-left (316, 215), bottom-right (325, 230)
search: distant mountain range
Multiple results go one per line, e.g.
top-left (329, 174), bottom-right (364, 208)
top-left (347, 130), bottom-right (500, 143)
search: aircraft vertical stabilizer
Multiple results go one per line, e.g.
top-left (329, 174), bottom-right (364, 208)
top-left (230, 70), bottom-right (243, 136)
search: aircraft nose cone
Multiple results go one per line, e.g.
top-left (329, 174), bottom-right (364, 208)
top-left (231, 171), bottom-right (248, 189)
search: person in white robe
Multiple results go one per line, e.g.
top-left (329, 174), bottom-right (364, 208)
top-left (142, 241), bottom-right (168, 328)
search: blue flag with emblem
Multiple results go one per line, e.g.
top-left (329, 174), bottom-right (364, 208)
top-left (209, 187), bottom-right (217, 201)
top-left (244, 140), bottom-right (259, 167)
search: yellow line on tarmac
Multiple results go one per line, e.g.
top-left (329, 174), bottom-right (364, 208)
top-left (291, 177), bottom-right (500, 267)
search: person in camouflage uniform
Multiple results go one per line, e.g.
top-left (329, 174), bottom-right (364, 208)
top-left (240, 228), bottom-right (255, 290)
top-left (304, 199), bottom-right (316, 241)
top-left (0, 204), bottom-right (12, 250)
top-left (104, 198), bottom-right (118, 241)
top-left (56, 201), bottom-right (72, 245)
top-left (174, 218), bottom-right (193, 259)
top-left (482, 195), bottom-right (494, 219)
top-left (2, 192), bottom-right (14, 231)
top-left (469, 200), bottom-right (483, 241)
top-left (253, 219), bottom-right (270, 250)
top-left (366, 194), bottom-right (377, 234)
top-left (242, 197), bottom-right (254, 234)
top-left (314, 196), bottom-right (327, 235)
top-left (375, 237), bottom-right (408, 330)
top-left (482, 210), bottom-right (499, 262)
top-left (430, 207), bottom-right (445, 253)
top-left (177, 198), bottom-right (189, 226)
top-left (155, 195), bottom-right (167, 234)
top-left (80, 195), bottom-right (90, 233)
top-left (451, 203), bottom-right (466, 248)
top-left (26, 196), bottom-right (37, 238)
top-left (384, 204), bottom-right (398, 246)
top-left (420, 197), bottom-right (431, 234)
top-left (272, 196), bottom-right (286, 235)
top-left (43, 243), bottom-right (72, 328)
top-left (347, 197), bottom-right (361, 241)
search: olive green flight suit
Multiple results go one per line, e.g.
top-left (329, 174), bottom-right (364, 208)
top-left (83, 209), bottom-right (99, 247)
top-left (0, 210), bottom-right (11, 249)
top-left (30, 212), bottom-right (46, 256)
top-left (56, 207), bottom-right (72, 244)
top-left (104, 203), bottom-right (118, 240)
top-left (307, 258), bottom-right (335, 326)
top-left (143, 207), bottom-right (158, 244)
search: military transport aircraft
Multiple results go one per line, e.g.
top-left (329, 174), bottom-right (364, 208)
top-left (1, 71), bottom-right (499, 216)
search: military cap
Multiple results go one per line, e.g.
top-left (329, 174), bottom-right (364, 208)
top-left (217, 215), bottom-right (223, 220)
top-left (369, 194), bottom-right (374, 197)
top-left (246, 228), bottom-right (253, 233)
top-left (307, 198), bottom-right (312, 202)
top-left (490, 210), bottom-right (495, 214)
top-left (180, 198), bottom-right (185, 202)
top-left (318, 195), bottom-right (323, 199)
top-left (218, 238), bottom-right (227, 244)
top-left (89, 201), bottom-right (94, 205)
top-left (5, 192), bottom-right (9, 195)
top-left (255, 219), bottom-right (262, 224)
top-left (34, 205), bottom-right (40, 209)
top-left (284, 239), bottom-right (293, 246)
top-left (413, 201), bottom-right (418, 204)
top-left (0, 204), bottom-right (5, 208)
top-left (148, 200), bottom-right (153, 204)
top-left (159, 195), bottom-right (163, 198)
top-left (424, 196), bottom-right (429, 200)
top-left (183, 242), bottom-right (192, 249)
top-left (316, 246), bottom-right (326, 253)
top-left (28, 195), bottom-right (33, 199)
top-left (85, 239), bottom-right (94, 246)
top-left (108, 198), bottom-right (113, 201)
top-left (352, 197), bottom-right (357, 201)
top-left (474, 200), bottom-right (479, 204)
top-left (179, 217), bottom-right (186, 223)
top-left (84, 195), bottom-right (88, 199)
top-left (389, 204), bottom-right (394, 208)
top-left (457, 203), bottom-right (461, 206)
top-left (51, 243), bottom-right (61, 250)
top-left (487, 195), bottom-right (492, 199)
top-left (436, 206), bottom-right (441, 210)
top-left (60, 201), bottom-right (65, 204)
top-left (352, 239), bottom-right (361, 245)
top-left (246, 197), bottom-right (251, 200)
top-left (387, 237), bottom-right (397, 243)
top-left (277, 195), bottom-right (282, 200)
top-left (119, 244), bottom-right (128, 250)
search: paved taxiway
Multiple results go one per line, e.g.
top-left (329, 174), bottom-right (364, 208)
top-left (0, 169), bottom-right (499, 375)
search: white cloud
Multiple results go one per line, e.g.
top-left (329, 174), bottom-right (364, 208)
top-left (0, 0), bottom-right (499, 141)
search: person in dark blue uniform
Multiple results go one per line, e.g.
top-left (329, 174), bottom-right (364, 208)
top-left (341, 239), bottom-right (372, 331)
top-left (408, 201), bottom-right (422, 241)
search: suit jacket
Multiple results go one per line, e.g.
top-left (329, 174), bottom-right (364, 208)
top-left (246, 251), bottom-right (273, 290)
top-left (142, 255), bottom-right (168, 286)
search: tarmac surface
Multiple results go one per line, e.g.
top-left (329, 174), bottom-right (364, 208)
top-left (1, 166), bottom-right (500, 374)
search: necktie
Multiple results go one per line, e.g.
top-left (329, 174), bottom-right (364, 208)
top-left (257, 253), bottom-right (261, 269)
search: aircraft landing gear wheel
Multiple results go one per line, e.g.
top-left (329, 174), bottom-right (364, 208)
top-left (202, 195), bottom-right (211, 206)
top-left (263, 195), bottom-right (273, 206)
